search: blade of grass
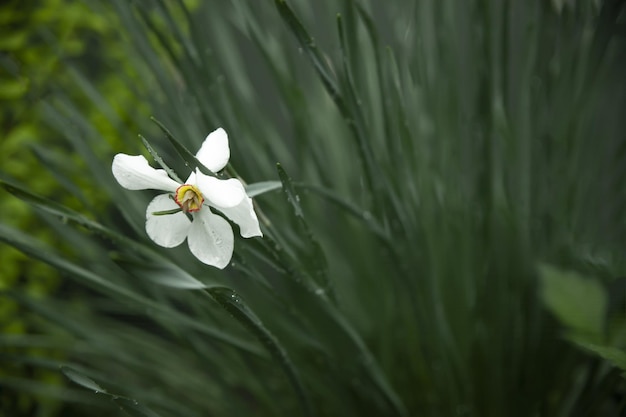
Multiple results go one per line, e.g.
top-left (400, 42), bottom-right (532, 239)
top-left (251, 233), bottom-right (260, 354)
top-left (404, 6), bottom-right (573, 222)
top-left (245, 181), bottom-right (282, 198)
top-left (151, 117), bottom-right (217, 177)
top-left (294, 182), bottom-right (389, 242)
top-left (274, 0), bottom-right (379, 204)
top-left (62, 366), bottom-right (164, 417)
top-left (140, 134), bottom-right (183, 183)
top-left (277, 164), bottom-right (329, 297)
top-left (0, 225), bottom-right (262, 356)
top-left (207, 286), bottom-right (314, 417)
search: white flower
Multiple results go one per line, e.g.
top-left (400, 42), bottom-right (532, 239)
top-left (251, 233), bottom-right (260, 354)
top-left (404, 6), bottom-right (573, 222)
top-left (111, 128), bottom-right (262, 269)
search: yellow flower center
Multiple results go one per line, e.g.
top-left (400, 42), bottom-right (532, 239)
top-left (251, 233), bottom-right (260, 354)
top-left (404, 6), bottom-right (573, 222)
top-left (174, 184), bottom-right (204, 213)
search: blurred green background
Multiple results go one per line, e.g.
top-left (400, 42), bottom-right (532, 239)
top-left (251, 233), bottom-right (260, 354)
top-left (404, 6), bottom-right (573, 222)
top-left (2, 0), bottom-right (626, 416)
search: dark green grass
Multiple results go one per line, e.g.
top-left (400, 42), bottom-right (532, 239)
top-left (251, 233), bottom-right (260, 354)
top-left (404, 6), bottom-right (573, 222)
top-left (2, 0), bottom-right (626, 416)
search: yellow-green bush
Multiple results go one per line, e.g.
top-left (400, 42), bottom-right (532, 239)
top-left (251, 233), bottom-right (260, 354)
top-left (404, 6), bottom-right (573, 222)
top-left (1, 1), bottom-right (148, 415)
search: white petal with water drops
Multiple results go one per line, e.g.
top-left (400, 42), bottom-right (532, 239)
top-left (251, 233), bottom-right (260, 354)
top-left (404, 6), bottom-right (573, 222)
top-left (112, 154), bottom-right (179, 192)
top-left (216, 196), bottom-right (263, 238)
top-left (196, 173), bottom-right (246, 208)
top-left (187, 209), bottom-right (234, 269)
top-left (146, 194), bottom-right (191, 247)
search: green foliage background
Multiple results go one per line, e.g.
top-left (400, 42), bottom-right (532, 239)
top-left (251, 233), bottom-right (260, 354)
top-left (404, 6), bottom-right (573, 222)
top-left (2, 0), bottom-right (626, 416)
top-left (1, 1), bottom-right (148, 415)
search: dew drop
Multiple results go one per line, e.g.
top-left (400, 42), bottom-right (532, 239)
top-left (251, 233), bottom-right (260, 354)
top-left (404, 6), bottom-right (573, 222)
top-left (211, 230), bottom-right (222, 245)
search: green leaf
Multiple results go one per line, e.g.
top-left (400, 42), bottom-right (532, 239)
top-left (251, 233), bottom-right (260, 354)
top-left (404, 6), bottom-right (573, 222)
top-left (122, 260), bottom-right (210, 290)
top-left (277, 164), bottom-right (304, 217)
top-left (208, 286), bottom-right (313, 417)
top-left (274, 1), bottom-right (378, 201)
top-left (335, 13), bottom-right (378, 193)
top-left (0, 225), bottom-right (262, 356)
top-left (140, 134), bottom-right (183, 183)
top-left (245, 181), bottom-right (282, 198)
top-left (573, 341), bottom-right (626, 372)
top-left (0, 375), bottom-right (101, 405)
top-left (62, 367), bottom-right (163, 417)
top-left (150, 117), bottom-right (216, 178)
top-left (274, 0), bottom-right (340, 102)
top-left (30, 144), bottom-right (89, 206)
top-left (1, 179), bottom-right (83, 220)
top-left (0, 179), bottom-right (154, 257)
top-left (277, 164), bottom-right (329, 294)
top-left (539, 264), bottom-right (607, 342)
top-left (294, 182), bottom-right (389, 242)
top-left (151, 208), bottom-right (183, 216)
top-left (61, 367), bottom-right (107, 394)
top-left (113, 398), bottom-right (164, 417)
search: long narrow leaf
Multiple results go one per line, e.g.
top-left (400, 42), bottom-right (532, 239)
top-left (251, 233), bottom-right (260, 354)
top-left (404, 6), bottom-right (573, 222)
top-left (277, 164), bottom-right (329, 295)
top-left (208, 286), bottom-right (314, 417)
top-left (151, 117), bottom-right (216, 177)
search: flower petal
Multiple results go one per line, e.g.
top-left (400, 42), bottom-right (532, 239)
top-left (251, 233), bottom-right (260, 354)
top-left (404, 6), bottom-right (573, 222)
top-left (146, 194), bottom-right (191, 247)
top-left (195, 128), bottom-right (230, 172)
top-left (112, 154), bottom-right (180, 192)
top-left (216, 196), bottom-right (263, 238)
top-left (195, 173), bottom-right (245, 208)
top-left (187, 209), bottom-right (234, 269)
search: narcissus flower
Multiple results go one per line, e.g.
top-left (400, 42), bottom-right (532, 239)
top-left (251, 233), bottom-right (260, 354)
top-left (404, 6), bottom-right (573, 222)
top-left (112, 128), bottom-right (262, 269)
